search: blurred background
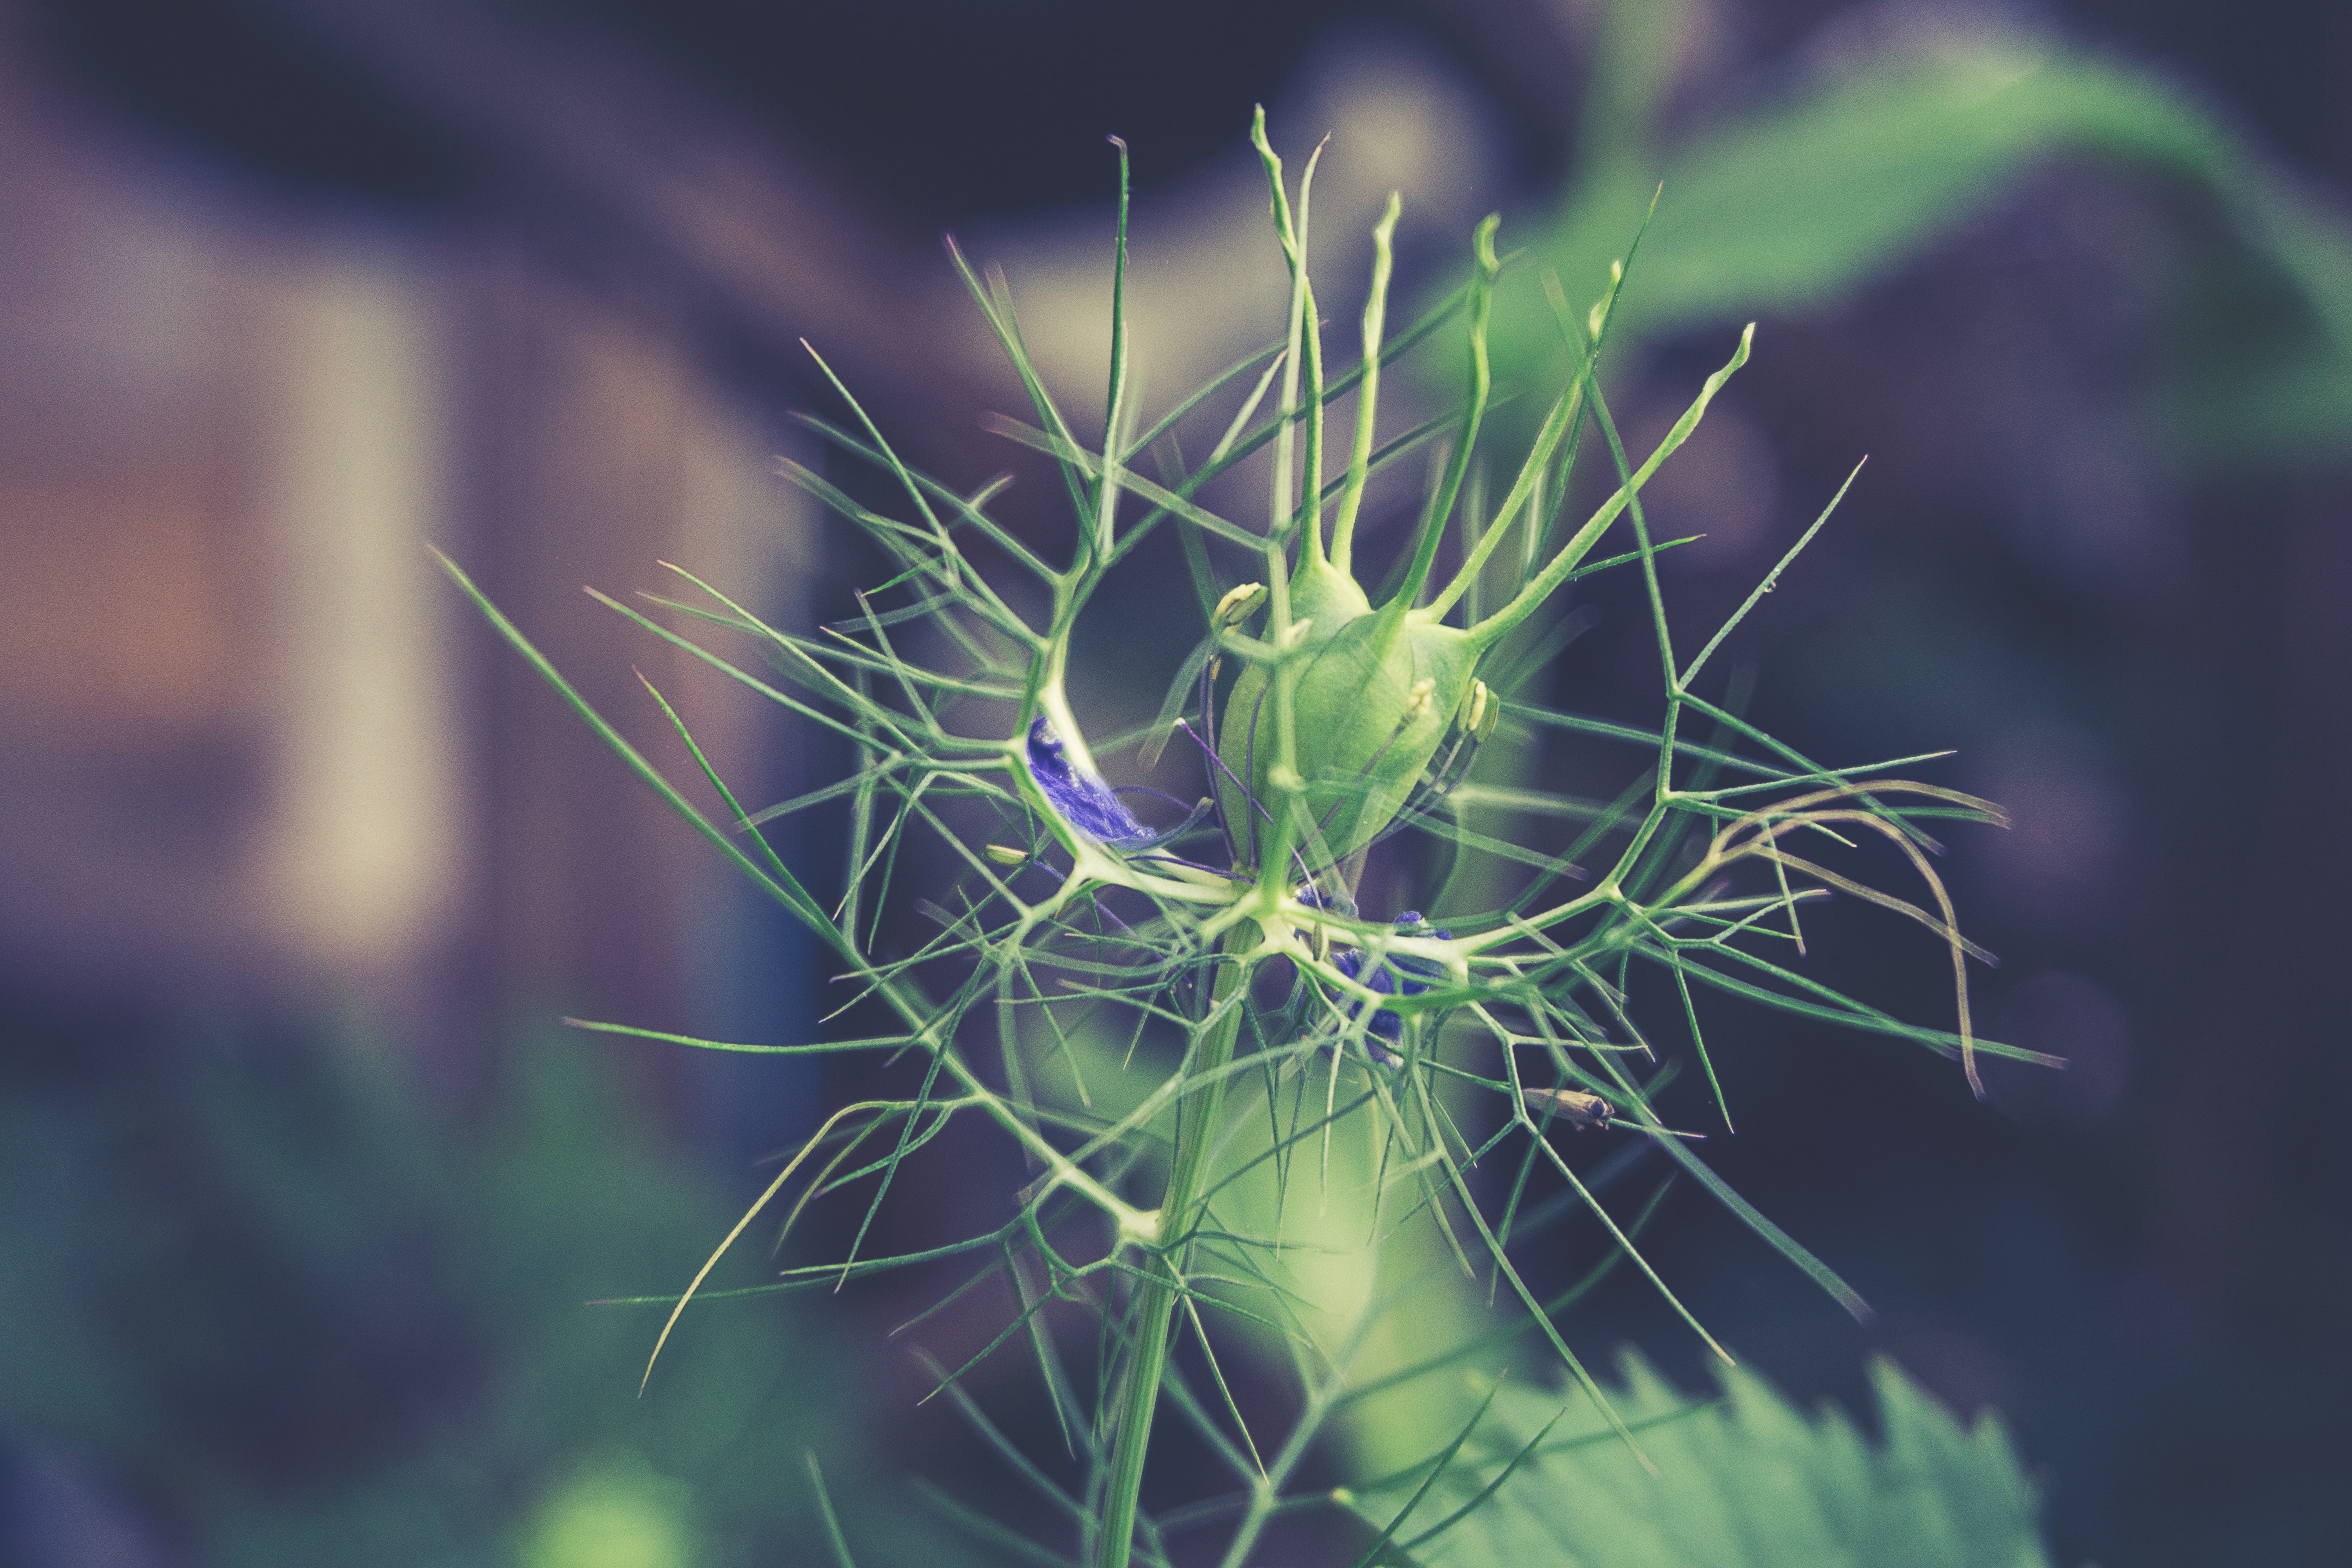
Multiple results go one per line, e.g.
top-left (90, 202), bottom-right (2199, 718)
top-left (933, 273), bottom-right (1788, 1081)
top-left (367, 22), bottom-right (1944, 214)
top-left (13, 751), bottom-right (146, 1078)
top-left (1, 0), bottom-right (2346, 1564)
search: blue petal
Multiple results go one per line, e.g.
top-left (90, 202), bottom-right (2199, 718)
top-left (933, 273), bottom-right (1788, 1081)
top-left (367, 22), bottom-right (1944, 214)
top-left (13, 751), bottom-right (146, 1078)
top-left (1329, 913), bottom-right (1452, 1067)
top-left (1027, 718), bottom-right (1158, 848)
top-left (1295, 881), bottom-right (1360, 918)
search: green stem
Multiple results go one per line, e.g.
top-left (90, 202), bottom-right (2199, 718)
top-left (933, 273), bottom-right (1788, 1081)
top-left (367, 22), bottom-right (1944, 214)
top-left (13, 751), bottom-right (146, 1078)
top-left (1095, 927), bottom-right (1257, 1568)
top-left (1466, 323), bottom-right (1752, 650)
top-left (1330, 192), bottom-right (1401, 579)
top-left (1382, 216), bottom-right (1499, 621)
top-left (1419, 376), bottom-right (1582, 623)
top-left (1096, 136), bottom-right (1132, 564)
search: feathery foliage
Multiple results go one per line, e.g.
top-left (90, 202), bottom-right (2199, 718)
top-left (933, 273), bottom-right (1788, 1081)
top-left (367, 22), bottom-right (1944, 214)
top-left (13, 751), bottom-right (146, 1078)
top-left (438, 112), bottom-right (2049, 1568)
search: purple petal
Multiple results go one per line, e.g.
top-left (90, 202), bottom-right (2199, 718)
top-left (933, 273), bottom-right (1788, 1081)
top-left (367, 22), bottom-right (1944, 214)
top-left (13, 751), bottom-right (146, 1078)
top-left (1330, 913), bottom-right (1452, 1065)
top-left (1027, 718), bottom-right (1158, 848)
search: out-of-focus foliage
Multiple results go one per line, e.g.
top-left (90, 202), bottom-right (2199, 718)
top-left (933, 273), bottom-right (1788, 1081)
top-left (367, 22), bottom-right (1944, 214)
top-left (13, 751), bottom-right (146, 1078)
top-left (1510, 0), bottom-right (2352, 459)
top-left (0, 1018), bottom-right (930, 1568)
top-left (1351, 1352), bottom-right (2050, 1568)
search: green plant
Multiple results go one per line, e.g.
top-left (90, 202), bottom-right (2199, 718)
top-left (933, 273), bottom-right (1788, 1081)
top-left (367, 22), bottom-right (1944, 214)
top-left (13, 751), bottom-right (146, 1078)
top-left (438, 111), bottom-right (2060, 1568)
top-left (1345, 1351), bottom-right (2051, 1568)
top-left (0, 1019), bottom-right (919, 1568)
top-left (1526, 0), bottom-right (2352, 461)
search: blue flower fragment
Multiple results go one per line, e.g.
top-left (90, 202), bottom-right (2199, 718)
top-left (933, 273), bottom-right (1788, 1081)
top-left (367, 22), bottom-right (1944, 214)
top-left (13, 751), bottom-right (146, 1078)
top-left (1026, 718), bottom-right (1158, 848)
top-left (1294, 880), bottom-right (1359, 918)
top-left (1330, 910), bottom-right (1451, 1068)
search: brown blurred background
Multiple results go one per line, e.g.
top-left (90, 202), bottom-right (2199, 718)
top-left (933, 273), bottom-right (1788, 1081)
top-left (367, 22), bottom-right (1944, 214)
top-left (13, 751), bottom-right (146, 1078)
top-left (2, 1), bottom-right (2348, 1564)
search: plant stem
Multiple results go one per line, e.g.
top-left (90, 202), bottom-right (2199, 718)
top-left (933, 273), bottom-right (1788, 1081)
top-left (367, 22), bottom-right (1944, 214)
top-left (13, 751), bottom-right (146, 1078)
top-left (1330, 192), bottom-right (1401, 580)
top-left (1095, 925), bottom-right (1257, 1568)
top-left (1466, 324), bottom-right (1752, 650)
top-left (1380, 216), bottom-right (1499, 623)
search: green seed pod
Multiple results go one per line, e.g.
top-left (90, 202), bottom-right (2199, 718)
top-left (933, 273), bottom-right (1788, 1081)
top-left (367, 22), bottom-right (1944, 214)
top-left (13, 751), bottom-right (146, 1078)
top-left (1201, 192), bottom-right (1750, 873)
top-left (1281, 555), bottom-right (1369, 633)
top-left (1218, 593), bottom-right (1480, 868)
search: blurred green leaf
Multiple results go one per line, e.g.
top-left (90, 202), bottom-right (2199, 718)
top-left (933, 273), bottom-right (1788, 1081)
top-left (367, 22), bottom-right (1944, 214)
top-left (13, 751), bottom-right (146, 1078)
top-left (0, 1018), bottom-right (965, 1568)
top-left (1350, 1351), bottom-right (2052, 1568)
top-left (1507, 19), bottom-right (2352, 459)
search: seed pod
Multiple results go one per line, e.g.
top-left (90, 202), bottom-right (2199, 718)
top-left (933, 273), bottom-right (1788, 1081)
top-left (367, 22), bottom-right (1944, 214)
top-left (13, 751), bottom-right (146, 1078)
top-left (1218, 601), bottom-right (1480, 867)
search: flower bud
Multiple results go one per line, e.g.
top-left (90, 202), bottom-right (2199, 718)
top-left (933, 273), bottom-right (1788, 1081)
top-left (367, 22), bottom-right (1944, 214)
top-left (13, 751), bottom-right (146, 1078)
top-left (1218, 608), bottom-right (1480, 867)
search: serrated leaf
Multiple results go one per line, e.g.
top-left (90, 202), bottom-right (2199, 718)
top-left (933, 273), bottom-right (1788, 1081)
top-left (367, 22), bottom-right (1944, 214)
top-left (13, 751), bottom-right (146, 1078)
top-left (1350, 1350), bottom-right (2053, 1568)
